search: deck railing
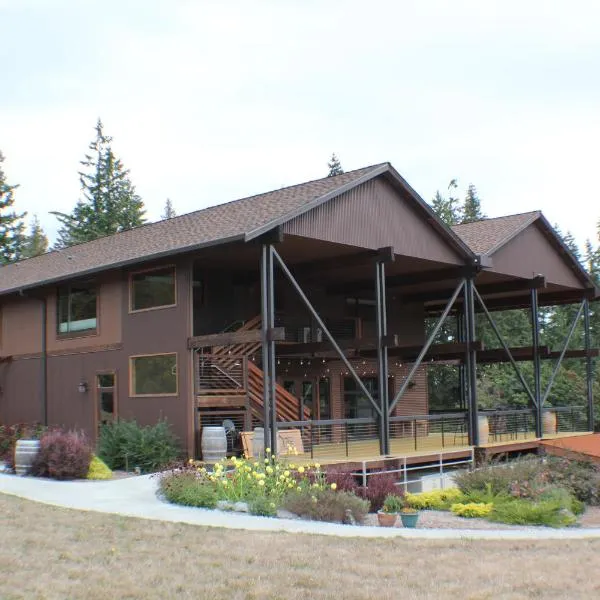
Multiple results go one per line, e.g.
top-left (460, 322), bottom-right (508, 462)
top-left (389, 412), bottom-right (470, 451)
top-left (478, 408), bottom-right (536, 443)
top-left (275, 412), bottom-right (471, 459)
top-left (544, 405), bottom-right (587, 434)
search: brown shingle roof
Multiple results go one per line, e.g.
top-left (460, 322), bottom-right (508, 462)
top-left (452, 211), bottom-right (540, 255)
top-left (0, 164), bottom-right (388, 295)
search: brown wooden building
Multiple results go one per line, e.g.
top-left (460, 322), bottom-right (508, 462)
top-left (0, 163), bottom-right (596, 463)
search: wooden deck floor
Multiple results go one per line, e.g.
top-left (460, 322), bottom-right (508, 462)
top-left (282, 431), bottom-right (589, 467)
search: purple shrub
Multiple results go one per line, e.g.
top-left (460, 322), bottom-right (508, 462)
top-left (325, 469), bottom-right (359, 494)
top-left (31, 429), bottom-right (92, 480)
top-left (361, 472), bottom-right (402, 512)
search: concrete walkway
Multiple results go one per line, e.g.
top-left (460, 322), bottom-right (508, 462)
top-left (1, 473), bottom-right (600, 540)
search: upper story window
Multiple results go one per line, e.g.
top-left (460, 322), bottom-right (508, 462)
top-left (57, 284), bottom-right (98, 334)
top-left (130, 266), bottom-right (176, 312)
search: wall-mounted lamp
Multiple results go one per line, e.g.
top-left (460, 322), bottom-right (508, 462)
top-left (78, 381), bottom-right (88, 394)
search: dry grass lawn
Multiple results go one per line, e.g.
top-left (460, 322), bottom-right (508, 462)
top-left (1, 493), bottom-right (599, 600)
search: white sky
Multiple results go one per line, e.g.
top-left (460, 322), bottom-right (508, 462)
top-left (2, 0), bottom-right (600, 250)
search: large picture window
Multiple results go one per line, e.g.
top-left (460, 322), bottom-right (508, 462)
top-left (130, 266), bottom-right (176, 312)
top-left (57, 284), bottom-right (97, 334)
top-left (130, 353), bottom-right (178, 396)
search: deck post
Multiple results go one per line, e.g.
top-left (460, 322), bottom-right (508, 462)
top-left (260, 243), bottom-right (275, 453)
top-left (584, 298), bottom-right (594, 431)
top-left (267, 246), bottom-right (278, 453)
top-left (457, 314), bottom-right (467, 411)
top-left (376, 259), bottom-right (390, 455)
top-left (464, 278), bottom-right (479, 446)
top-left (531, 288), bottom-right (543, 438)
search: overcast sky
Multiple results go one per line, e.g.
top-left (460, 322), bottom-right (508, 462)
top-left (2, 0), bottom-right (599, 250)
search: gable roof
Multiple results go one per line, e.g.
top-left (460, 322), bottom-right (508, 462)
top-left (0, 163), bottom-right (474, 296)
top-left (453, 211), bottom-right (596, 290)
top-left (452, 211), bottom-right (540, 255)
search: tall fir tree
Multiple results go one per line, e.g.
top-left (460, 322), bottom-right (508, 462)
top-left (52, 119), bottom-right (146, 247)
top-left (21, 215), bottom-right (49, 259)
top-left (431, 180), bottom-right (462, 226)
top-left (162, 198), bottom-right (176, 219)
top-left (461, 184), bottom-right (485, 224)
top-left (327, 153), bottom-right (344, 177)
top-left (0, 150), bottom-right (26, 264)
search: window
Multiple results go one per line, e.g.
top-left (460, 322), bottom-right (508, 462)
top-left (130, 266), bottom-right (176, 312)
top-left (130, 353), bottom-right (178, 396)
top-left (57, 284), bottom-right (97, 334)
top-left (97, 373), bottom-right (116, 428)
top-left (344, 377), bottom-right (378, 420)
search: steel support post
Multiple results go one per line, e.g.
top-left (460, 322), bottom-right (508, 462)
top-left (260, 244), bottom-right (272, 452)
top-left (267, 246), bottom-right (278, 453)
top-left (584, 298), bottom-right (594, 431)
top-left (464, 278), bottom-right (479, 446)
top-left (531, 288), bottom-right (543, 438)
top-left (457, 313), bottom-right (467, 411)
top-left (375, 261), bottom-right (390, 455)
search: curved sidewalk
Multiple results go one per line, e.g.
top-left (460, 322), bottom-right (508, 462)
top-left (1, 473), bottom-right (599, 540)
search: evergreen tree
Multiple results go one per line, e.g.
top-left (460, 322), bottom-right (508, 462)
top-left (431, 185), bottom-right (462, 226)
top-left (162, 198), bottom-right (176, 219)
top-left (21, 215), bottom-right (49, 258)
top-left (52, 119), bottom-right (146, 247)
top-left (461, 184), bottom-right (485, 224)
top-left (0, 150), bottom-right (26, 264)
top-left (327, 153), bottom-right (344, 177)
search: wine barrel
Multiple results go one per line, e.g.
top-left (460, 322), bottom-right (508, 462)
top-left (478, 415), bottom-right (489, 445)
top-left (201, 427), bottom-right (227, 462)
top-left (252, 427), bottom-right (264, 458)
top-left (15, 440), bottom-right (41, 476)
top-left (542, 410), bottom-right (557, 435)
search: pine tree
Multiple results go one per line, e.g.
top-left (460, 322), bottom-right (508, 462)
top-left (327, 153), bottom-right (344, 177)
top-left (461, 184), bottom-right (485, 224)
top-left (52, 119), bottom-right (146, 247)
top-left (162, 198), bottom-right (176, 219)
top-left (0, 150), bottom-right (26, 264)
top-left (431, 190), bottom-right (461, 226)
top-left (21, 215), bottom-right (49, 258)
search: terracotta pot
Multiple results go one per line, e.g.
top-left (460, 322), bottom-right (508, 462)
top-left (377, 511), bottom-right (398, 527)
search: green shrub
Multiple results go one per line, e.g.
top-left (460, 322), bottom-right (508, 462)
top-left (98, 419), bottom-right (181, 473)
top-left (489, 498), bottom-right (577, 528)
top-left (381, 494), bottom-right (404, 513)
top-left (87, 455), bottom-right (113, 480)
top-left (282, 489), bottom-right (370, 523)
top-left (159, 470), bottom-right (217, 508)
top-left (404, 488), bottom-right (464, 510)
top-left (450, 502), bottom-right (493, 518)
top-left (248, 495), bottom-right (278, 517)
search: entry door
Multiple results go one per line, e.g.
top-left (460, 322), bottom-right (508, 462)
top-left (96, 373), bottom-right (117, 431)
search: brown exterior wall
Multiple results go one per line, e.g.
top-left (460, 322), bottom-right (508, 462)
top-left (283, 178), bottom-right (463, 265)
top-left (0, 357), bottom-right (44, 425)
top-left (119, 257), bottom-right (194, 456)
top-left (491, 223), bottom-right (583, 288)
top-left (1, 297), bottom-right (43, 357)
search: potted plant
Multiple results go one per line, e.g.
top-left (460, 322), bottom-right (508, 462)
top-left (377, 494), bottom-right (403, 527)
top-left (399, 499), bottom-right (420, 528)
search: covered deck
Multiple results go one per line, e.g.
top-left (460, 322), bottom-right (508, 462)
top-left (187, 167), bottom-right (597, 466)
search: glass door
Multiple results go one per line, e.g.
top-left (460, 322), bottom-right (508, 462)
top-left (96, 373), bottom-right (117, 433)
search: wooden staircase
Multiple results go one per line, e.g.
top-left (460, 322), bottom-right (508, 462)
top-left (195, 316), bottom-right (310, 424)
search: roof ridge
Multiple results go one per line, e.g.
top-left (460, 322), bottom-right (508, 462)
top-left (452, 210), bottom-right (541, 228)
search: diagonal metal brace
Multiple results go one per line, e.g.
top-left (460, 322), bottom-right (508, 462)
top-left (388, 279), bottom-right (465, 415)
top-left (542, 301), bottom-right (585, 405)
top-left (272, 246), bottom-right (382, 417)
top-left (473, 286), bottom-right (536, 405)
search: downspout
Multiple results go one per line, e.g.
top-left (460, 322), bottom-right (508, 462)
top-left (41, 297), bottom-right (48, 426)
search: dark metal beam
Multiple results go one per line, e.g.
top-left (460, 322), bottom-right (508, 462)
top-left (327, 266), bottom-right (468, 294)
top-left (464, 278), bottom-right (479, 446)
top-left (542, 301), bottom-right (585, 405)
top-left (584, 297), bottom-right (595, 432)
top-left (473, 285), bottom-right (536, 406)
top-left (260, 244), bottom-right (272, 452)
top-left (275, 335), bottom-right (399, 356)
top-left (271, 246), bottom-right (382, 417)
top-left (531, 288), bottom-right (543, 437)
top-left (388, 279), bottom-right (465, 415)
top-left (267, 246), bottom-right (277, 453)
top-left (404, 276), bottom-right (546, 305)
top-left (289, 248), bottom-right (392, 279)
top-left (376, 260), bottom-right (390, 455)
